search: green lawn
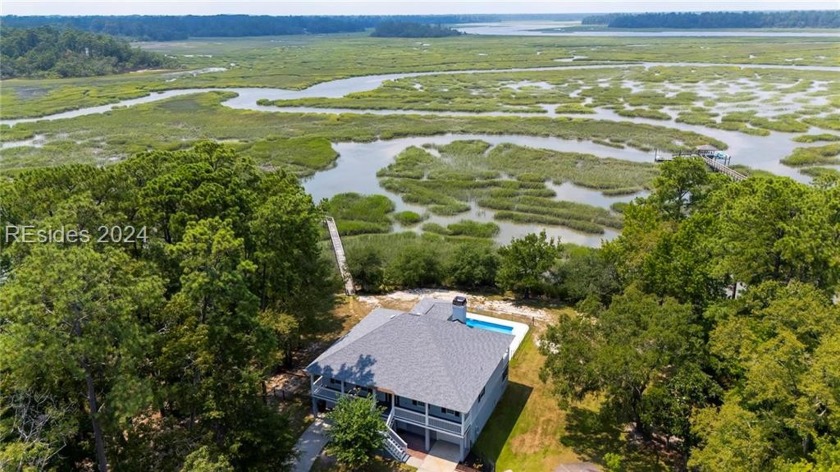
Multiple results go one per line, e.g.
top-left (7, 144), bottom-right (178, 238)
top-left (473, 329), bottom-right (667, 471)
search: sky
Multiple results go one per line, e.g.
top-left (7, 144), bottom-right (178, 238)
top-left (2, 1), bottom-right (836, 16)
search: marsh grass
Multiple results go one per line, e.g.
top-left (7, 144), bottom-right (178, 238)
top-left (793, 133), bottom-right (840, 143)
top-left (0, 91), bottom-right (724, 174)
top-left (392, 211), bottom-right (425, 226)
top-left (804, 115), bottom-right (840, 132)
top-left (0, 124), bottom-right (36, 141)
top-left (235, 136), bottom-right (337, 174)
top-left (615, 107), bottom-right (671, 120)
top-left (800, 166), bottom-right (840, 179)
top-left (610, 201), bottom-right (630, 214)
top-left (323, 193), bottom-right (395, 236)
top-left (781, 143), bottom-right (840, 167)
top-left (376, 141), bottom-right (632, 234)
top-left (422, 220), bottom-right (501, 238)
top-left (480, 196), bottom-right (623, 233)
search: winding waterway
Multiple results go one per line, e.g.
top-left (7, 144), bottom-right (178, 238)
top-left (3, 61), bottom-right (837, 245)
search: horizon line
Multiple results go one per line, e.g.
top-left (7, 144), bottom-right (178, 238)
top-left (2, 9), bottom-right (837, 17)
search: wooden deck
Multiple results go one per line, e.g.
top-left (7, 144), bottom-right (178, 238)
top-left (325, 217), bottom-right (355, 295)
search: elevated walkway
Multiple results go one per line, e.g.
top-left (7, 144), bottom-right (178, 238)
top-left (325, 217), bottom-right (355, 295)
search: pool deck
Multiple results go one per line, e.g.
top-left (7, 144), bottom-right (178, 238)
top-left (467, 312), bottom-right (529, 356)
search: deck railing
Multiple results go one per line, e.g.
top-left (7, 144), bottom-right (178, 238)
top-left (311, 377), bottom-right (340, 402)
top-left (393, 406), bottom-right (425, 424)
top-left (428, 415), bottom-right (463, 435)
top-left (393, 406), bottom-right (462, 435)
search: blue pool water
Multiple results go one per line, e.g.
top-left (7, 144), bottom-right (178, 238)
top-left (466, 318), bottom-right (514, 334)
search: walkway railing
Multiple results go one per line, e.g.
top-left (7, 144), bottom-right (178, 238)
top-left (667, 151), bottom-right (747, 182)
top-left (383, 409), bottom-right (409, 462)
top-left (325, 216), bottom-right (355, 295)
top-left (700, 156), bottom-right (747, 181)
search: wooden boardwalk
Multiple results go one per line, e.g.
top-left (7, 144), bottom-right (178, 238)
top-left (700, 156), bottom-right (747, 181)
top-left (666, 149), bottom-right (747, 182)
top-left (325, 217), bottom-right (355, 295)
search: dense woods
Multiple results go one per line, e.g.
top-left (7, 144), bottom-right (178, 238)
top-left (0, 14), bottom-right (582, 41)
top-left (0, 26), bottom-right (175, 78)
top-left (371, 21), bottom-right (464, 38)
top-left (583, 10), bottom-right (840, 29)
top-left (541, 159), bottom-right (840, 470)
top-left (0, 142), bottom-right (337, 470)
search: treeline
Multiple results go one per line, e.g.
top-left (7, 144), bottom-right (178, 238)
top-left (345, 231), bottom-right (615, 303)
top-left (583, 10), bottom-right (840, 29)
top-left (0, 14), bottom-right (584, 41)
top-left (371, 21), bottom-right (464, 38)
top-left (580, 13), bottom-right (624, 25)
top-left (0, 26), bottom-right (176, 78)
top-left (0, 142), bottom-right (338, 470)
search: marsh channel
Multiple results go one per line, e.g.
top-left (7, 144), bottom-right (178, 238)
top-left (4, 61), bottom-right (838, 245)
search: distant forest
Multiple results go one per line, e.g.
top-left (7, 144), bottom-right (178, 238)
top-left (582, 10), bottom-right (840, 29)
top-left (0, 26), bottom-right (176, 78)
top-left (371, 21), bottom-right (464, 38)
top-left (0, 14), bottom-right (585, 41)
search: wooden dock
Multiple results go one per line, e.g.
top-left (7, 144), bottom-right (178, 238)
top-left (325, 217), bottom-right (355, 295)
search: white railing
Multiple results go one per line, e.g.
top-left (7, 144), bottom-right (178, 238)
top-left (383, 435), bottom-right (409, 462)
top-left (701, 156), bottom-right (747, 181)
top-left (393, 406), bottom-right (463, 436)
top-left (429, 415), bottom-right (462, 435)
top-left (311, 378), bottom-right (341, 402)
top-left (382, 409), bottom-right (409, 462)
top-left (393, 406), bottom-right (426, 424)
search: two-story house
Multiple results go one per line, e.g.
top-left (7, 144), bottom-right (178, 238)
top-left (306, 296), bottom-right (512, 463)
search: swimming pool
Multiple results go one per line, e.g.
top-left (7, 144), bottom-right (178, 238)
top-left (466, 317), bottom-right (514, 335)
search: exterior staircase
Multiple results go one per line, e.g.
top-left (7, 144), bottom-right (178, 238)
top-left (382, 409), bottom-right (410, 462)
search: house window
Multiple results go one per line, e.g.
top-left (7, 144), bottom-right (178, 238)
top-left (441, 407), bottom-right (460, 417)
top-left (503, 366), bottom-right (509, 380)
top-left (329, 378), bottom-right (341, 386)
top-left (411, 399), bottom-right (425, 408)
top-left (478, 387), bottom-right (486, 403)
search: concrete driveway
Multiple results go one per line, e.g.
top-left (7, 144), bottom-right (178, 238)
top-left (417, 441), bottom-right (459, 472)
top-left (292, 417), bottom-right (329, 472)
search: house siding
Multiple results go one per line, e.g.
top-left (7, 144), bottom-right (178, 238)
top-left (466, 351), bottom-right (509, 446)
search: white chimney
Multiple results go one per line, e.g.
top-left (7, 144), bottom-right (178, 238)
top-left (451, 296), bottom-right (467, 324)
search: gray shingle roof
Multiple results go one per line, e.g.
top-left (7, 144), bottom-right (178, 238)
top-left (306, 305), bottom-right (512, 412)
top-left (410, 298), bottom-right (455, 321)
